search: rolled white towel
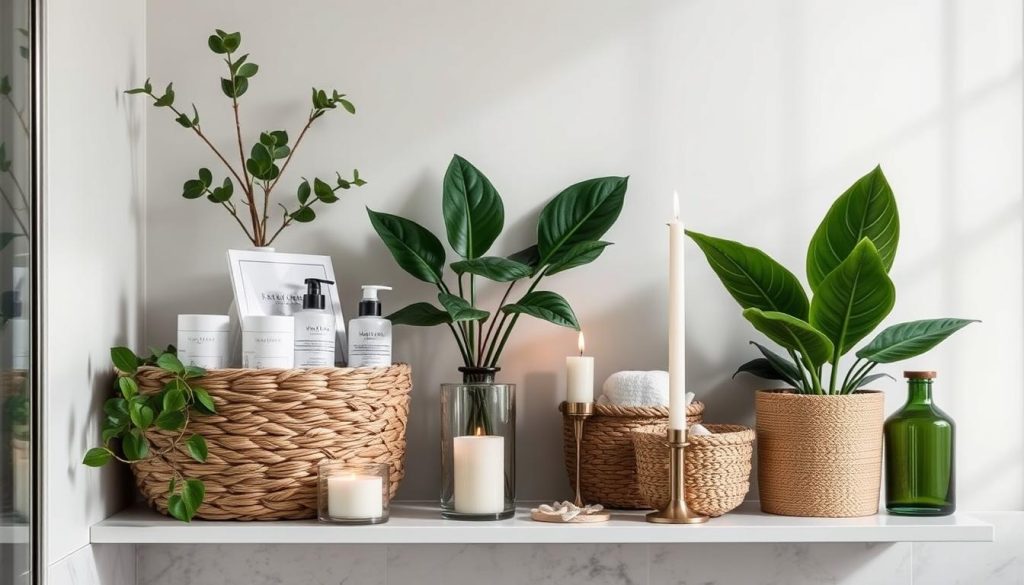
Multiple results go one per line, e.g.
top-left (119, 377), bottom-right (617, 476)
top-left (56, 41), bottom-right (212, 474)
top-left (600, 371), bottom-right (669, 407)
top-left (688, 423), bottom-right (712, 436)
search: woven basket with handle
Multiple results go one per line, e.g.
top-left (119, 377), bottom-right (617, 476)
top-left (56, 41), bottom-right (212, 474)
top-left (632, 423), bottom-right (754, 517)
top-left (130, 364), bottom-right (412, 520)
top-left (561, 401), bottom-right (704, 509)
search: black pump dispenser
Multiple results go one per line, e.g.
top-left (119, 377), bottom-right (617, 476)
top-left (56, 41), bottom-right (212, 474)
top-left (302, 278), bottom-right (334, 310)
top-left (357, 285), bottom-right (392, 317)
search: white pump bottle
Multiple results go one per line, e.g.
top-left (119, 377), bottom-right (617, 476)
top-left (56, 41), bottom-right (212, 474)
top-left (347, 285), bottom-right (393, 368)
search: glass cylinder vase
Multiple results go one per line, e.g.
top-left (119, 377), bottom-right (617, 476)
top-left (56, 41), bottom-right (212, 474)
top-left (440, 367), bottom-right (515, 520)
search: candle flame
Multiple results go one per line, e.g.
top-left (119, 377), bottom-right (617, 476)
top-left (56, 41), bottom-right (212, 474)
top-left (473, 426), bottom-right (484, 436)
top-left (577, 331), bottom-right (586, 355)
top-left (672, 190), bottom-right (680, 220)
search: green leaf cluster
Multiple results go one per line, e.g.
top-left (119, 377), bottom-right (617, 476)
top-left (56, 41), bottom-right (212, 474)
top-left (368, 154), bottom-right (627, 368)
top-left (83, 346), bottom-right (216, 522)
top-left (689, 166), bottom-right (977, 394)
top-left (123, 29), bottom-right (365, 247)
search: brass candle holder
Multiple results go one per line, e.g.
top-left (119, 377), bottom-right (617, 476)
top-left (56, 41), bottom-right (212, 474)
top-left (646, 427), bottom-right (709, 524)
top-left (561, 401), bottom-right (610, 522)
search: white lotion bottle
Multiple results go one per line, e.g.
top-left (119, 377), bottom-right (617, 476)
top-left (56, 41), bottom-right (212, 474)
top-left (294, 278), bottom-right (336, 368)
top-left (347, 285), bottom-right (393, 368)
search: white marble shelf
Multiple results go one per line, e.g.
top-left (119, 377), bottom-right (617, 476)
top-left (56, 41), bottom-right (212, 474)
top-left (91, 501), bottom-right (993, 544)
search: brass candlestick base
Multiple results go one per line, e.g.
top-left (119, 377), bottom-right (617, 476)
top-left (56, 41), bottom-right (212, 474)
top-left (564, 401), bottom-right (594, 507)
top-left (646, 428), bottom-right (709, 524)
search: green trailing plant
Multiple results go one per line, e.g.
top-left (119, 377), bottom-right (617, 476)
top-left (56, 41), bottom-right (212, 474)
top-left (367, 154), bottom-right (628, 371)
top-left (687, 166), bottom-right (977, 395)
top-left (125, 29), bottom-right (366, 247)
top-left (82, 347), bottom-right (214, 522)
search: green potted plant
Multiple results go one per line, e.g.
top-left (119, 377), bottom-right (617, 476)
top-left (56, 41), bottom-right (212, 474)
top-left (367, 154), bottom-right (627, 519)
top-left (686, 166), bottom-right (975, 517)
top-left (125, 29), bottom-right (366, 248)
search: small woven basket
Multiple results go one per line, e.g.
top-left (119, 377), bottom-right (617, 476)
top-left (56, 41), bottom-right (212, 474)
top-left (632, 423), bottom-right (754, 517)
top-left (130, 364), bottom-right (412, 521)
top-left (561, 401), bottom-right (704, 509)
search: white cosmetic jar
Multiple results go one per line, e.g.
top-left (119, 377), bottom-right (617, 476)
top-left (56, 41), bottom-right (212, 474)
top-left (177, 314), bottom-right (232, 370)
top-left (242, 315), bottom-right (295, 369)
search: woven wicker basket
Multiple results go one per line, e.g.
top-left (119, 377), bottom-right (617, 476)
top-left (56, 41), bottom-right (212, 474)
top-left (756, 389), bottom-right (884, 518)
top-left (130, 364), bottom-right (412, 521)
top-left (632, 423), bottom-right (754, 517)
top-left (561, 401), bottom-right (704, 509)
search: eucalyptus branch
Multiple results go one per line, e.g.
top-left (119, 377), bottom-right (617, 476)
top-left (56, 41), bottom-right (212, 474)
top-left (0, 184), bottom-right (29, 236)
top-left (2, 94), bottom-right (28, 137)
top-left (266, 111), bottom-right (315, 195)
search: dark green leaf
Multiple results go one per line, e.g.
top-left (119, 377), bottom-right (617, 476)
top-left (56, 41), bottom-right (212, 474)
top-left (208, 178), bottom-right (233, 203)
top-left (0, 232), bottom-right (21, 251)
top-left (387, 302), bottom-right (452, 327)
top-left (186, 435), bottom-right (208, 463)
top-left (198, 168), bottom-right (213, 187)
top-left (749, 341), bottom-right (804, 389)
top-left (163, 387), bottom-right (186, 412)
top-left (111, 347), bottom-right (139, 374)
top-left (366, 208), bottom-right (446, 284)
top-left (82, 448), bottom-right (112, 467)
top-left (235, 62), bottom-right (258, 78)
top-left (438, 293), bottom-right (489, 322)
top-left (442, 155), bottom-right (504, 259)
top-left (222, 32), bottom-right (241, 52)
top-left (208, 34), bottom-right (226, 54)
top-left (742, 308), bottom-right (834, 367)
top-left (270, 130), bottom-right (288, 145)
top-left (129, 401), bottom-right (154, 430)
top-left (290, 207), bottom-right (316, 223)
top-left (232, 77), bottom-right (250, 97)
top-left (313, 178), bottom-right (337, 203)
top-left (153, 83), bottom-right (174, 107)
top-left (546, 241), bottom-right (612, 276)
top-left (809, 238), bottom-right (895, 359)
top-left (1, 76), bottom-right (12, 95)
top-left (175, 113), bottom-right (193, 128)
top-left (182, 179), bottom-right (205, 199)
top-left (168, 494), bottom-right (189, 522)
top-left (507, 245), bottom-right (540, 270)
top-left (686, 230), bottom-right (809, 319)
top-left (122, 428), bottom-right (149, 461)
top-left (104, 397), bottom-right (129, 422)
top-left (182, 479), bottom-right (206, 519)
top-left (450, 257), bottom-right (531, 282)
top-left (193, 386), bottom-right (216, 414)
top-left (339, 99), bottom-right (355, 114)
top-left (502, 291), bottom-right (580, 330)
top-left (101, 427), bottom-right (122, 443)
top-left (856, 318), bottom-right (978, 364)
top-left (857, 373), bottom-right (896, 388)
top-left (807, 166), bottom-right (899, 291)
top-left (156, 352), bottom-right (185, 375)
top-left (297, 180), bottom-right (311, 204)
top-left (155, 409), bottom-right (186, 431)
top-left (733, 358), bottom-right (796, 384)
top-left (537, 176), bottom-right (627, 265)
top-left (118, 376), bottom-right (138, 400)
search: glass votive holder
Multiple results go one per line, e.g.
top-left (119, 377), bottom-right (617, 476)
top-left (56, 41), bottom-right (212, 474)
top-left (317, 461), bottom-right (390, 524)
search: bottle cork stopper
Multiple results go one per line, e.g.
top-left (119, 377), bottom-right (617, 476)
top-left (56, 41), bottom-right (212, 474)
top-left (904, 371), bottom-right (937, 380)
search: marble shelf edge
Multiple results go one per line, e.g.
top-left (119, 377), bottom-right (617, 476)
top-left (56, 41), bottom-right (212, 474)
top-left (89, 501), bottom-right (994, 545)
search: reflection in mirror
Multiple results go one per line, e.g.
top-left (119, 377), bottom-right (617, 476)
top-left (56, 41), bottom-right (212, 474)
top-left (0, 0), bottom-right (33, 583)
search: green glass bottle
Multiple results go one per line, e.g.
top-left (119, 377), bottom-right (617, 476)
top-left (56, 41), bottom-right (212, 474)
top-left (884, 371), bottom-right (955, 515)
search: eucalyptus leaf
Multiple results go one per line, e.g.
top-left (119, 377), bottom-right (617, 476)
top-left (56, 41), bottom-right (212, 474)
top-left (856, 318), bottom-right (978, 363)
top-left (297, 180), bottom-right (311, 205)
top-left (807, 166), bottom-right (899, 291)
top-left (537, 176), bottom-right (627, 264)
top-left (742, 308), bottom-right (834, 367)
top-left (686, 230), bottom-right (809, 319)
top-left (387, 302), bottom-right (452, 326)
top-left (809, 238), bottom-right (895, 359)
top-left (290, 207), bottom-right (315, 223)
top-left (442, 154), bottom-right (504, 259)
top-left (366, 208), bottom-right (445, 284)
top-left (502, 291), bottom-right (580, 330)
top-left (450, 257), bottom-right (531, 282)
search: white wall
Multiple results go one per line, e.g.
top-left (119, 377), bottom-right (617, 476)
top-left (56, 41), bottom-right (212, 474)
top-left (45, 0), bottom-right (145, 579)
top-left (145, 0), bottom-right (1023, 509)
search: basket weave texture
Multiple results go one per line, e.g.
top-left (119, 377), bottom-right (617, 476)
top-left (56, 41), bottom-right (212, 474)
top-left (756, 389), bottom-right (884, 518)
top-left (561, 401), bottom-right (704, 509)
top-left (632, 423), bottom-right (754, 517)
top-left (130, 364), bottom-right (412, 521)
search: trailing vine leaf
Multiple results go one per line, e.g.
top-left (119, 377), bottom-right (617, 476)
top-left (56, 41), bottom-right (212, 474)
top-left (502, 291), bottom-right (580, 330)
top-left (186, 435), bottom-right (208, 463)
top-left (807, 165), bottom-right (899, 291)
top-left (856, 318), bottom-right (978, 363)
top-left (82, 448), bottom-right (111, 467)
top-left (686, 230), bottom-right (809, 319)
top-left (110, 347), bottom-right (139, 374)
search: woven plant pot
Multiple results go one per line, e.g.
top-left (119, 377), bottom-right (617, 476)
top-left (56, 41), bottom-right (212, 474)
top-left (632, 423), bottom-right (754, 517)
top-left (561, 401), bottom-right (704, 509)
top-left (756, 389), bottom-right (884, 518)
top-left (130, 364), bottom-right (412, 521)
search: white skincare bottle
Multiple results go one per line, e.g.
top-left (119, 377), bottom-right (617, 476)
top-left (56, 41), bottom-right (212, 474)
top-left (294, 278), bottom-right (336, 368)
top-left (347, 285), bottom-right (393, 368)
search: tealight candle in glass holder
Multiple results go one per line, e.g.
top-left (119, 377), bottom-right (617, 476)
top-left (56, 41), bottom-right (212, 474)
top-left (318, 461), bottom-right (390, 524)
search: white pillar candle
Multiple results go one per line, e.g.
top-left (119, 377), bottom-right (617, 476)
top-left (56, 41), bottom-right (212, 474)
top-left (453, 435), bottom-right (505, 514)
top-left (566, 331), bottom-right (594, 403)
top-left (668, 191), bottom-right (686, 430)
top-left (327, 474), bottom-right (383, 519)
